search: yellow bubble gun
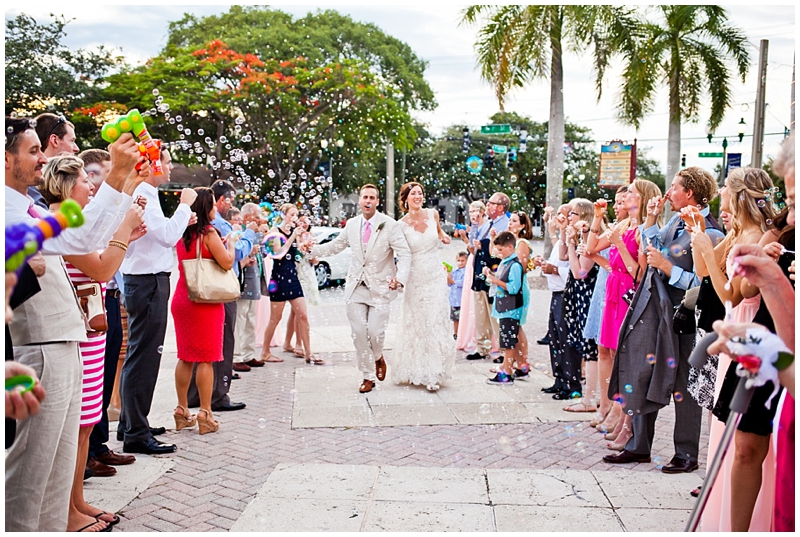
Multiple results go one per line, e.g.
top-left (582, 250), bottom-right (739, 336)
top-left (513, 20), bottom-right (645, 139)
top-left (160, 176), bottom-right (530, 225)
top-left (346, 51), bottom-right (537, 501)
top-left (101, 109), bottom-right (163, 176)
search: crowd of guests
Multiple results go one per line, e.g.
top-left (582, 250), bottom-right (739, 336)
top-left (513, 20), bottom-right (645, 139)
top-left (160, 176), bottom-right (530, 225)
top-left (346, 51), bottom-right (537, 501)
top-left (5, 106), bottom-right (794, 533)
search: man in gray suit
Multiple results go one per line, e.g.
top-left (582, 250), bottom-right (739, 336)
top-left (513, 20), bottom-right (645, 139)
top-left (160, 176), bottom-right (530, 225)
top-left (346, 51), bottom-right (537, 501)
top-left (310, 184), bottom-right (411, 393)
top-left (605, 168), bottom-right (724, 472)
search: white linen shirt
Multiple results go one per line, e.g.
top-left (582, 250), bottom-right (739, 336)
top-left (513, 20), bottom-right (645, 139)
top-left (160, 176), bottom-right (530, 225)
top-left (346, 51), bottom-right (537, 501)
top-left (121, 182), bottom-right (191, 275)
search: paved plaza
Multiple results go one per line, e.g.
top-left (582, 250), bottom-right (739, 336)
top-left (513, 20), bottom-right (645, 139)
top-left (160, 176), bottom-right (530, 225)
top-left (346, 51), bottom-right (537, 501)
top-left (84, 241), bottom-right (707, 532)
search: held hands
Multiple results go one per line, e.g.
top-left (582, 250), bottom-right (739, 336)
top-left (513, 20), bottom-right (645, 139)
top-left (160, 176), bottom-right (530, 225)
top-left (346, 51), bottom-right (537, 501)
top-left (387, 277), bottom-right (403, 290)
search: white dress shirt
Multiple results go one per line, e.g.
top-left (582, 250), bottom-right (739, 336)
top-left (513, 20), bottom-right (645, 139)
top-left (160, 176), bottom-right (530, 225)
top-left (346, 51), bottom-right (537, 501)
top-left (121, 182), bottom-right (192, 275)
top-left (545, 240), bottom-right (570, 292)
top-left (5, 183), bottom-right (130, 255)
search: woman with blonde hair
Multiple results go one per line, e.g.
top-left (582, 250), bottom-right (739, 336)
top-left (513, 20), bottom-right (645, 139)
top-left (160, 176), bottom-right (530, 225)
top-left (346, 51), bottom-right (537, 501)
top-left (40, 154), bottom-right (146, 532)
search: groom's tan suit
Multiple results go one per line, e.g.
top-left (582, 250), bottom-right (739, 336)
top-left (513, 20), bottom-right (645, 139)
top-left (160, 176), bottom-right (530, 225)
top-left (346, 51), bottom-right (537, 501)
top-left (312, 212), bottom-right (411, 381)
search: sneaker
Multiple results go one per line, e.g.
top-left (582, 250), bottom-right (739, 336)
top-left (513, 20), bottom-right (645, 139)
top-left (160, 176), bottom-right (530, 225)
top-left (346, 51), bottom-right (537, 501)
top-left (513, 368), bottom-right (530, 380)
top-left (487, 371), bottom-right (514, 385)
top-left (492, 357), bottom-right (504, 364)
top-left (466, 352), bottom-right (487, 361)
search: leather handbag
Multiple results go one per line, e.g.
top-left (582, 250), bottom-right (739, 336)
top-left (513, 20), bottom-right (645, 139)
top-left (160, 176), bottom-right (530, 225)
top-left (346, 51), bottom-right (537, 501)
top-left (182, 235), bottom-right (241, 304)
top-left (75, 282), bottom-right (108, 333)
top-left (672, 285), bottom-right (700, 335)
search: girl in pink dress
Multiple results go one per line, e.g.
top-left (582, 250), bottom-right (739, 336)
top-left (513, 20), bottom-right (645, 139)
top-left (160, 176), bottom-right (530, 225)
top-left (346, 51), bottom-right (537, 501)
top-left (455, 201), bottom-right (486, 352)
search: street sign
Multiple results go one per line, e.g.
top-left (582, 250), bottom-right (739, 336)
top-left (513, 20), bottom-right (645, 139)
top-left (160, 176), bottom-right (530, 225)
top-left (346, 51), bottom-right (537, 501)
top-left (598, 141), bottom-right (635, 187)
top-left (491, 144), bottom-right (508, 154)
top-left (481, 124), bottom-right (511, 134)
top-left (698, 152), bottom-right (724, 158)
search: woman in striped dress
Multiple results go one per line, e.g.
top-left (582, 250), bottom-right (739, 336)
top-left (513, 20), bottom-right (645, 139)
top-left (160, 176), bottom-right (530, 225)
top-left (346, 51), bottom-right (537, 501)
top-left (40, 155), bottom-right (146, 532)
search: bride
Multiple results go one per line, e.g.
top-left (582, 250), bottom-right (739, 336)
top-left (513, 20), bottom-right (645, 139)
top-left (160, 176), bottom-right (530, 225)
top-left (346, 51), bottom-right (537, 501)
top-left (392, 181), bottom-right (457, 391)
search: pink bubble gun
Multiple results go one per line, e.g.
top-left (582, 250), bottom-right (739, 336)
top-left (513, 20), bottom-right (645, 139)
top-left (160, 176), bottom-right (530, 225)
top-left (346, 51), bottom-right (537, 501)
top-left (101, 109), bottom-right (163, 176)
top-left (5, 200), bottom-right (85, 273)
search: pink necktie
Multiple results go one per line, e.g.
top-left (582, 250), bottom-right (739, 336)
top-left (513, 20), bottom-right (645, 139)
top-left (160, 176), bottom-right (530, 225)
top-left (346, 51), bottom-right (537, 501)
top-left (363, 221), bottom-right (371, 244)
top-left (28, 205), bottom-right (39, 218)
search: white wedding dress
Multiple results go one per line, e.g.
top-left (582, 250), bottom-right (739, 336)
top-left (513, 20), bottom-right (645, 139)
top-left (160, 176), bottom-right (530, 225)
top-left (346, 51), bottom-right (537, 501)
top-left (392, 209), bottom-right (456, 389)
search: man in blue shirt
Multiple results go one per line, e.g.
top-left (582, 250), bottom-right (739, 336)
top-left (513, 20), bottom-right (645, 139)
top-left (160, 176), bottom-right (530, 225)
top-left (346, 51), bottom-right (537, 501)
top-left (186, 180), bottom-right (256, 412)
top-left (605, 168), bottom-right (724, 473)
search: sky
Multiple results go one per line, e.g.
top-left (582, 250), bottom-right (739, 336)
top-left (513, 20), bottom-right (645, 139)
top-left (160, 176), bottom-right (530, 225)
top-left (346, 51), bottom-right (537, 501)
top-left (5, 2), bottom-right (796, 177)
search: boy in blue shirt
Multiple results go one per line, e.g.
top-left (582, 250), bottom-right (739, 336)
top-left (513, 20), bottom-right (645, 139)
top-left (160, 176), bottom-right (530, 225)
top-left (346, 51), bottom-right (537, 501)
top-left (447, 252), bottom-right (468, 339)
top-left (482, 232), bottom-right (526, 384)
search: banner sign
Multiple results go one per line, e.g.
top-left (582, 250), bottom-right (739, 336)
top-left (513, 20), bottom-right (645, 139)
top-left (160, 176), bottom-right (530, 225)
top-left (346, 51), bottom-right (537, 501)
top-left (598, 141), bottom-right (635, 188)
top-left (726, 153), bottom-right (742, 178)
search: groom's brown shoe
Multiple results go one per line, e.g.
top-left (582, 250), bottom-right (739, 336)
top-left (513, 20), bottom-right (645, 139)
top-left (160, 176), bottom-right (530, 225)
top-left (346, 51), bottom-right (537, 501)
top-left (359, 380), bottom-right (374, 393)
top-left (375, 356), bottom-right (387, 381)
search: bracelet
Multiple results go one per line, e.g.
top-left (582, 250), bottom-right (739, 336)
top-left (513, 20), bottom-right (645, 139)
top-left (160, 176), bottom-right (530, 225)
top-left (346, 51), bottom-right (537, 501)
top-left (108, 240), bottom-right (128, 252)
top-left (775, 352), bottom-right (794, 371)
top-left (590, 228), bottom-right (600, 234)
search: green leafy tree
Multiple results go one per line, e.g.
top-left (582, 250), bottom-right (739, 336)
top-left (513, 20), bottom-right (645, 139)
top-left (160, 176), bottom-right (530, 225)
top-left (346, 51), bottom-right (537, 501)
top-left (612, 6), bottom-right (750, 179)
top-left (5, 13), bottom-right (122, 118)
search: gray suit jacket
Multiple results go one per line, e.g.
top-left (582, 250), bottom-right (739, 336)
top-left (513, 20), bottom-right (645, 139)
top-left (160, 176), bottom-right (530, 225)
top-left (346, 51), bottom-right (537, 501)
top-left (311, 212), bottom-right (411, 304)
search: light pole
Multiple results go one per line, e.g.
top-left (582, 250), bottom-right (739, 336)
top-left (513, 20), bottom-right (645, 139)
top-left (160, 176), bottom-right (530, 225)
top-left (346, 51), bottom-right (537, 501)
top-left (705, 118), bottom-right (747, 183)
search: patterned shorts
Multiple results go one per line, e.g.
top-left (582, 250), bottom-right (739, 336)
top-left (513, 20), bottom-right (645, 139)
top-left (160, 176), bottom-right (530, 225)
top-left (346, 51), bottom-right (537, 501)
top-left (450, 306), bottom-right (461, 321)
top-left (498, 318), bottom-right (520, 350)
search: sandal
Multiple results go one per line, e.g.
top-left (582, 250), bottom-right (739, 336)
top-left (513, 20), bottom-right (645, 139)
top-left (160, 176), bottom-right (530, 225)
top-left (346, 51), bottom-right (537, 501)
top-left (197, 408), bottom-right (219, 435)
top-left (607, 424), bottom-right (632, 450)
top-left (173, 405), bottom-right (196, 431)
top-left (562, 401), bottom-right (598, 413)
top-left (76, 518), bottom-right (111, 532)
top-left (305, 355), bottom-right (327, 365)
top-left (94, 512), bottom-right (120, 526)
top-left (262, 353), bottom-right (283, 363)
top-left (590, 407), bottom-right (612, 428)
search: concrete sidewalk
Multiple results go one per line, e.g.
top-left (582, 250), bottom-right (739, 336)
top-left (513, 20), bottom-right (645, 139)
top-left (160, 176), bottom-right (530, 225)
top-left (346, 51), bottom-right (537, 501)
top-left (81, 244), bottom-right (707, 532)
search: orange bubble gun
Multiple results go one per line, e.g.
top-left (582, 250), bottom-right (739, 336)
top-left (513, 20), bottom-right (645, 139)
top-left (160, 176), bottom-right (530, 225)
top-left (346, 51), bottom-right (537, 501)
top-left (101, 109), bottom-right (163, 176)
top-left (5, 200), bottom-right (85, 272)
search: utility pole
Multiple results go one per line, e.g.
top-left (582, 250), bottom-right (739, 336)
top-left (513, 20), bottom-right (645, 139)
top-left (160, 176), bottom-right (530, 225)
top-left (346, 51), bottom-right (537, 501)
top-left (386, 142), bottom-right (395, 218)
top-left (750, 39), bottom-right (769, 167)
top-left (791, 52), bottom-right (795, 133)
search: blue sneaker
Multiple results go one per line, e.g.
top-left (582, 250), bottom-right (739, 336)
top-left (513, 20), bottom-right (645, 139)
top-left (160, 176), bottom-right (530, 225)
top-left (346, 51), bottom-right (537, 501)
top-left (487, 371), bottom-right (514, 385)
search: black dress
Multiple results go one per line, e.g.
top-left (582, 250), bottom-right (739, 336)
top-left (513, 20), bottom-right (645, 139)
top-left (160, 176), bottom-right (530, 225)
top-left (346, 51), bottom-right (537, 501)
top-left (269, 228), bottom-right (304, 302)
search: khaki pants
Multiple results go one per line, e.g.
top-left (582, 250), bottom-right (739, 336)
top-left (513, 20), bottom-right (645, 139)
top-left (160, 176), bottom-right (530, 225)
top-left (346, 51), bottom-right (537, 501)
top-left (6, 342), bottom-right (82, 532)
top-left (233, 298), bottom-right (258, 363)
top-left (473, 290), bottom-right (499, 356)
top-left (346, 283), bottom-right (391, 381)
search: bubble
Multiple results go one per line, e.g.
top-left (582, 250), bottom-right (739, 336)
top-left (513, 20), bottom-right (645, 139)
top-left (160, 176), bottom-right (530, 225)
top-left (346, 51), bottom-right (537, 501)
top-left (258, 418), bottom-right (267, 428)
top-left (776, 192), bottom-right (783, 199)
top-left (667, 357), bottom-right (676, 368)
top-left (757, 199), bottom-right (767, 208)
top-left (197, 129), bottom-right (204, 136)
top-left (613, 393), bottom-right (627, 407)
top-left (627, 409), bottom-right (634, 415)
top-left (653, 456), bottom-right (663, 469)
top-left (479, 404), bottom-right (490, 415)
top-left (646, 354), bottom-right (656, 365)
top-left (670, 244), bottom-right (683, 257)
top-left (565, 425), bottom-right (575, 438)
top-left (624, 384), bottom-right (633, 394)
top-left (268, 280), bottom-right (278, 293)
top-left (175, 115), bottom-right (182, 122)
top-left (674, 392), bottom-right (683, 402)
top-left (263, 232), bottom-right (287, 258)
top-left (576, 441), bottom-right (586, 452)
top-left (766, 219), bottom-right (773, 225)
top-left (570, 391), bottom-right (582, 399)
top-left (152, 88), bottom-right (159, 96)
top-left (157, 345), bottom-right (163, 354)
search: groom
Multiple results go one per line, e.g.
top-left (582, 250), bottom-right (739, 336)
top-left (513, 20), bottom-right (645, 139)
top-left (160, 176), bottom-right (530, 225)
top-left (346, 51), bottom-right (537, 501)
top-left (310, 184), bottom-right (411, 393)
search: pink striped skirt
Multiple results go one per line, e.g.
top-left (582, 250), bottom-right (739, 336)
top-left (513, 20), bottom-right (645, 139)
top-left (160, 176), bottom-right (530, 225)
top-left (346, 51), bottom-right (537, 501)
top-left (80, 332), bottom-right (107, 428)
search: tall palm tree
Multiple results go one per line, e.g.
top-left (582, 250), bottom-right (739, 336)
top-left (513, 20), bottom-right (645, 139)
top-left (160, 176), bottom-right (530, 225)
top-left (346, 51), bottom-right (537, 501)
top-left (460, 5), bottom-right (636, 253)
top-left (614, 6), bottom-right (749, 182)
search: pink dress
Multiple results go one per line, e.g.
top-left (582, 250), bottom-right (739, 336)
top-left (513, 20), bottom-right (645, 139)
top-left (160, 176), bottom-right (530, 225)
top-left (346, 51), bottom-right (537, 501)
top-left (65, 261), bottom-right (106, 428)
top-left (456, 252), bottom-right (477, 351)
top-left (598, 229), bottom-right (638, 349)
top-left (701, 293), bottom-right (774, 531)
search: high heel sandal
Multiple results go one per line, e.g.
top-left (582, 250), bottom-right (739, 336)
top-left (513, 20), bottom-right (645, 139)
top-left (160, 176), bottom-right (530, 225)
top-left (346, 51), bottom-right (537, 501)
top-left (589, 407), bottom-right (612, 428)
top-left (173, 405), bottom-right (196, 431)
top-left (606, 424), bottom-right (632, 451)
top-left (197, 408), bottom-right (219, 435)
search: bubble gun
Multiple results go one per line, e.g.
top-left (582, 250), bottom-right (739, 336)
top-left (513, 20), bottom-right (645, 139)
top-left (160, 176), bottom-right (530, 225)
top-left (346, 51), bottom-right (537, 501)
top-left (101, 109), bottom-right (163, 176)
top-left (5, 200), bottom-right (85, 273)
top-left (454, 223), bottom-right (467, 231)
top-left (442, 262), bottom-right (453, 272)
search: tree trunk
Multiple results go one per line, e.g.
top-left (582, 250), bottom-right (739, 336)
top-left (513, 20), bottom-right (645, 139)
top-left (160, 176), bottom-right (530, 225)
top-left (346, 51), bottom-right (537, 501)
top-left (665, 66), bottom-right (681, 219)
top-left (544, 18), bottom-right (565, 259)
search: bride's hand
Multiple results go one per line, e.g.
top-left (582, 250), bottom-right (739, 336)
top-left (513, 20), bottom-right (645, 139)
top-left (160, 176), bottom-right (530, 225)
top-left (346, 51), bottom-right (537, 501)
top-left (440, 234), bottom-right (451, 245)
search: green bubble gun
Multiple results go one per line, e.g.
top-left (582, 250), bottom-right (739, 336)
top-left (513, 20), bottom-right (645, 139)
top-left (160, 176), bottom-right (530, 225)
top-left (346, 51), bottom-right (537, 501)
top-left (101, 109), bottom-right (163, 176)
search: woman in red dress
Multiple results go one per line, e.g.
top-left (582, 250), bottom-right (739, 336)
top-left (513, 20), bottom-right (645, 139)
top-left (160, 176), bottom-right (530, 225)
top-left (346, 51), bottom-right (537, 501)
top-left (171, 187), bottom-right (239, 434)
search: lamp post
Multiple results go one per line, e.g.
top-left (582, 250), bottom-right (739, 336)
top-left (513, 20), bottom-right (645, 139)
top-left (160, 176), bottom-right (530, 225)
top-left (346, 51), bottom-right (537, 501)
top-left (705, 118), bottom-right (747, 183)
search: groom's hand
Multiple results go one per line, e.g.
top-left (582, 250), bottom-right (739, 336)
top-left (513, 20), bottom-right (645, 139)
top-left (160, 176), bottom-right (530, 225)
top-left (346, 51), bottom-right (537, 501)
top-left (387, 277), bottom-right (403, 290)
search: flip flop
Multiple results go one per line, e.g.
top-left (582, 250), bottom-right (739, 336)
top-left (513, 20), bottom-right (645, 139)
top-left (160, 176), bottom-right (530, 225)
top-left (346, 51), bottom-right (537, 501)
top-left (263, 354), bottom-right (283, 363)
top-left (562, 402), bottom-right (598, 413)
top-left (94, 512), bottom-right (120, 526)
top-left (76, 519), bottom-right (111, 532)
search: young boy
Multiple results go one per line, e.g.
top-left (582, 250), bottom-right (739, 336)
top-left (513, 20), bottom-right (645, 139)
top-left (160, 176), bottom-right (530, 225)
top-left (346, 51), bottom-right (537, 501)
top-left (447, 252), bottom-right (468, 339)
top-left (482, 232), bottom-right (526, 384)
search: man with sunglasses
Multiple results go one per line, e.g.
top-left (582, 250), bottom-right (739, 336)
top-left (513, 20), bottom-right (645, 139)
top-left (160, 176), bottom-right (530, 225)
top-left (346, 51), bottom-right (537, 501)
top-left (34, 113), bottom-right (79, 157)
top-left (466, 192), bottom-right (510, 362)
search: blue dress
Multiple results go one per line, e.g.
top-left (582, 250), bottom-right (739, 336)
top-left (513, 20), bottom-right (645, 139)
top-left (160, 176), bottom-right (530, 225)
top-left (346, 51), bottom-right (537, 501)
top-left (269, 228), bottom-right (304, 302)
top-left (582, 248), bottom-right (609, 340)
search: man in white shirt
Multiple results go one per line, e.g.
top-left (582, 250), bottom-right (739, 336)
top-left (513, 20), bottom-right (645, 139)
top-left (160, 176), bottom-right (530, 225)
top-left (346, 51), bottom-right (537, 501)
top-left (533, 204), bottom-right (572, 394)
top-left (118, 149), bottom-right (198, 455)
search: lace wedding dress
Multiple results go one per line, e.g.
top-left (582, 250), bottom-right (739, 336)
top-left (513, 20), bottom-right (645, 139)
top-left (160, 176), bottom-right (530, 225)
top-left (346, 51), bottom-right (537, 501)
top-left (392, 209), bottom-right (456, 390)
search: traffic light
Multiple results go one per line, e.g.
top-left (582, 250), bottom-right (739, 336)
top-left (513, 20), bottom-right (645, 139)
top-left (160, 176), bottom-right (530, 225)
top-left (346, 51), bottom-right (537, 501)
top-left (518, 127), bottom-right (528, 153)
top-left (681, 154), bottom-right (686, 167)
top-left (484, 145), bottom-right (495, 169)
top-left (508, 146), bottom-right (518, 165)
top-left (461, 126), bottom-right (470, 153)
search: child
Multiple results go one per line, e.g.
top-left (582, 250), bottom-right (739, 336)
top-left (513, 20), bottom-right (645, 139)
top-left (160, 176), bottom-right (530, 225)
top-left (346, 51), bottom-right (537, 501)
top-left (482, 231), bottom-right (526, 384)
top-left (447, 252), bottom-right (468, 339)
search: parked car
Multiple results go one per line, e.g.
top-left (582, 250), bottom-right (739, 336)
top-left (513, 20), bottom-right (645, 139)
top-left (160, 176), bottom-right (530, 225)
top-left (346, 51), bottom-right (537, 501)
top-left (310, 226), bottom-right (351, 289)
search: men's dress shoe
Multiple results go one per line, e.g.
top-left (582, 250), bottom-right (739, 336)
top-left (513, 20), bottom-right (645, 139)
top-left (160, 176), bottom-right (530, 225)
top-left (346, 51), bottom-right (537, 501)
top-left (551, 391), bottom-right (574, 400)
top-left (244, 358), bottom-right (266, 367)
top-left (541, 385), bottom-right (560, 394)
top-left (492, 357), bottom-right (504, 364)
top-left (465, 352), bottom-right (486, 361)
top-left (536, 336), bottom-right (550, 345)
top-left (150, 426), bottom-right (166, 436)
top-left (123, 438), bottom-right (177, 455)
top-left (232, 373), bottom-right (241, 380)
top-left (359, 380), bottom-right (374, 393)
top-left (375, 355), bottom-right (387, 382)
top-left (232, 362), bottom-right (251, 372)
top-left (87, 458), bottom-right (117, 477)
top-left (661, 457), bottom-right (699, 474)
top-left (212, 402), bottom-right (246, 412)
top-left (603, 450), bottom-right (651, 464)
top-left (95, 450), bottom-right (135, 466)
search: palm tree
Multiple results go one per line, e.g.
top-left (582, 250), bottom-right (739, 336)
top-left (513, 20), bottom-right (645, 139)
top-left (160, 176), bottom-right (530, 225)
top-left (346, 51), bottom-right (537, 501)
top-left (614, 5), bottom-right (749, 181)
top-left (460, 5), bottom-right (637, 254)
